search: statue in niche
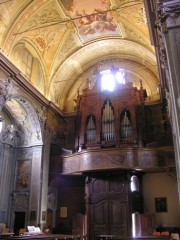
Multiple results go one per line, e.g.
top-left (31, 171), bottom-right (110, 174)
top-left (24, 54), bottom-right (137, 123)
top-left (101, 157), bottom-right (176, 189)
top-left (47, 192), bottom-right (56, 211)
top-left (2, 124), bottom-right (15, 143)
top-left (2, 124), bottom-right (21, 144)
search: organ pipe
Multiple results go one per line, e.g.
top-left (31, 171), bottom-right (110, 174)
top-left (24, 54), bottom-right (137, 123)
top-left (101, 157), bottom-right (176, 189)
top-left (86, 115), bottom-right (96, 142)
top-left (101, 100), bottom-right (115, 141)
top-left (121, 111), bottom-right (132, 139)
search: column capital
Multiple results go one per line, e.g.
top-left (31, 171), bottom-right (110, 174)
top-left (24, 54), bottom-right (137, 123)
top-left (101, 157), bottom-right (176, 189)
top-left (162, 2), bottom-right (180, 28)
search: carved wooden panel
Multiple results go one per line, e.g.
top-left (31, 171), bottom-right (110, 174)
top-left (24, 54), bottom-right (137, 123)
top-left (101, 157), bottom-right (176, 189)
top-left (90, 200), bottom-right (109, 238)
top-left (109, 200), bottom-right (128, 236)
top-left (88, 174), bottom-right (130, 240)
top-left (60, 147), bottom-right (175, 174)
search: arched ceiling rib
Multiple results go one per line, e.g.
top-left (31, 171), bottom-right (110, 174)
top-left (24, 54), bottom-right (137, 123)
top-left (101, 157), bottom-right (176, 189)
top-left (49, 38), bottom-right (158, 109)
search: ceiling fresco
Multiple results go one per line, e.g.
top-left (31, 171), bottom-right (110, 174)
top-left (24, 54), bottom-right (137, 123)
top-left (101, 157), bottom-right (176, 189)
top-left (0, 0), bottom-right (159, 112)
top-left (60, 0), bottom-right (120, 41)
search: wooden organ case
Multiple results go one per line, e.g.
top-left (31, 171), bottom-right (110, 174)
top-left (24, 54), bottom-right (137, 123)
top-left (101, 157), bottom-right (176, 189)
top-left (75, 74), bottom-right (146, 150)
top-left (73, 72), bottom-right (148, 239)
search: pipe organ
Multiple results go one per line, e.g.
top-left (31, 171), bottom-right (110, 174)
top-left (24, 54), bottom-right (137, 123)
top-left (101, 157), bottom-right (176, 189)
top-left (75, 74), bottom-right (146, 149)
top-left (120, 109), bottom-right (132, 139)
top-left (86, 115), bottom-right (96, 142)
top-left (101, 99), bottom-right (115, 142)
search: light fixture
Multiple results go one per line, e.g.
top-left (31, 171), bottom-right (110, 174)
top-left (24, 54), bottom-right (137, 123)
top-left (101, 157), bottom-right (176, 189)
top-left (0, 116), bottom-right (3, 133)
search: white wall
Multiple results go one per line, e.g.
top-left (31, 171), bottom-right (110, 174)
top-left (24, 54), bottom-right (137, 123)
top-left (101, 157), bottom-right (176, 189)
top-left (143, 173), bottom-right (180, 228)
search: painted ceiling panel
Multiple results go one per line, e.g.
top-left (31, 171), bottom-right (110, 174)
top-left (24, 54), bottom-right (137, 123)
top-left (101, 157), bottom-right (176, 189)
top-left (0, 0), bottom-right (159, 112)
top-left (60, 0), bottom-right (121, 42)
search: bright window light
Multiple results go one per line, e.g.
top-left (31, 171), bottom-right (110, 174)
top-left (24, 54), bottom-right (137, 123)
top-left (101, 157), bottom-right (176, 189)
top-left (132, 212), bottom-right (141, 237)
top-left (130, 176), bottom-right (139, 192)
top-left (101, 72), bottom-right (115, 92)
top-left (100, 68), bottom-right (125, 92)
top-left (116, 71), bottom-right (125, 84)
top-left (132, 213), bottom-right (136, 237)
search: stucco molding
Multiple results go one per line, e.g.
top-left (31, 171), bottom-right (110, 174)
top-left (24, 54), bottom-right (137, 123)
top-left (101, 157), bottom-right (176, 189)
top-left (0, 76), bottom-right (18, 112)
top-left (11, 192), bottom-right (29, 211)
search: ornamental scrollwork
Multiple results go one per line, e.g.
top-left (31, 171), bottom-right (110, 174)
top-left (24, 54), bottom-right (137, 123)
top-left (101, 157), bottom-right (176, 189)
top-left (163, 4), bottom-right (180, 25)
top-left (163, 88), bottom-right (172, 126)
top-left (0, 77), bottom-right (18, 112)
top-left (155, 6), bottom-right (168, 69)
top-left (155, 3), bottom-right (180, 69)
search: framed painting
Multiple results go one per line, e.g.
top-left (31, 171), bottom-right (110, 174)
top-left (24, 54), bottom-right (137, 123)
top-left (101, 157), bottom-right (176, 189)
top-left (155, 197), bottom-right (167, 212)
top-left (15, 160), bottom-right (30, 190)
top-left (60, 207), bottom-right (68, 218)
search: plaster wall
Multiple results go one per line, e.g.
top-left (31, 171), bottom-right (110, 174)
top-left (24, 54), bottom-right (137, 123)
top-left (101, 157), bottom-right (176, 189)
top-left (143, 173), bottom-right (180, 228)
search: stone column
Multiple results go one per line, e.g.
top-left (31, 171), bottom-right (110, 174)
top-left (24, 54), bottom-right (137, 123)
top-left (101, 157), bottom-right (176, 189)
top-left (29, 146), bottom-right (43, 226)
top-left (156, 0), bottom-right (180, 200)
top-left (38, 120), bottom-right (52, 229)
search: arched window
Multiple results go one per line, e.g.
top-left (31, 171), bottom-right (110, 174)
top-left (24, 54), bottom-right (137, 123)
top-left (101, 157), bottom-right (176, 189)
top-left (12, 44), bottom-right (44, 94)
top-left (131, 175), bottom-right (143, 214)
top-left (101, 99), bottom-right (115, 141)
top-left (13, 44), bottom-right (33, 79)
top-left (36, 61), bottom-right (44, 94)
top-left (86, 115), bottom-right (96, 142)
top-left (130, 175), bottom-right (139, 192)
top-left (22, 48), bottom-right (33, 79)
top-left (120, 109), bottom-right (132, 139)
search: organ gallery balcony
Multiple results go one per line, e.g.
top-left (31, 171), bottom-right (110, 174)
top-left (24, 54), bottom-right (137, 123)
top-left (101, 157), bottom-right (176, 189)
top-left (50, 146), bottom-right (175, 175)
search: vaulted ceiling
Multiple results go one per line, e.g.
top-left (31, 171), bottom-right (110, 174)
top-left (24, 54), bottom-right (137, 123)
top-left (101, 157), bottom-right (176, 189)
top-left (0, 0), bottom-right (159, 112)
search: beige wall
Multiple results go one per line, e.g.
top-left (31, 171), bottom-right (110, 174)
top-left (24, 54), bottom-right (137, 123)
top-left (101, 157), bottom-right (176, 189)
top-left (143, 173), bottom-right (180, 228)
